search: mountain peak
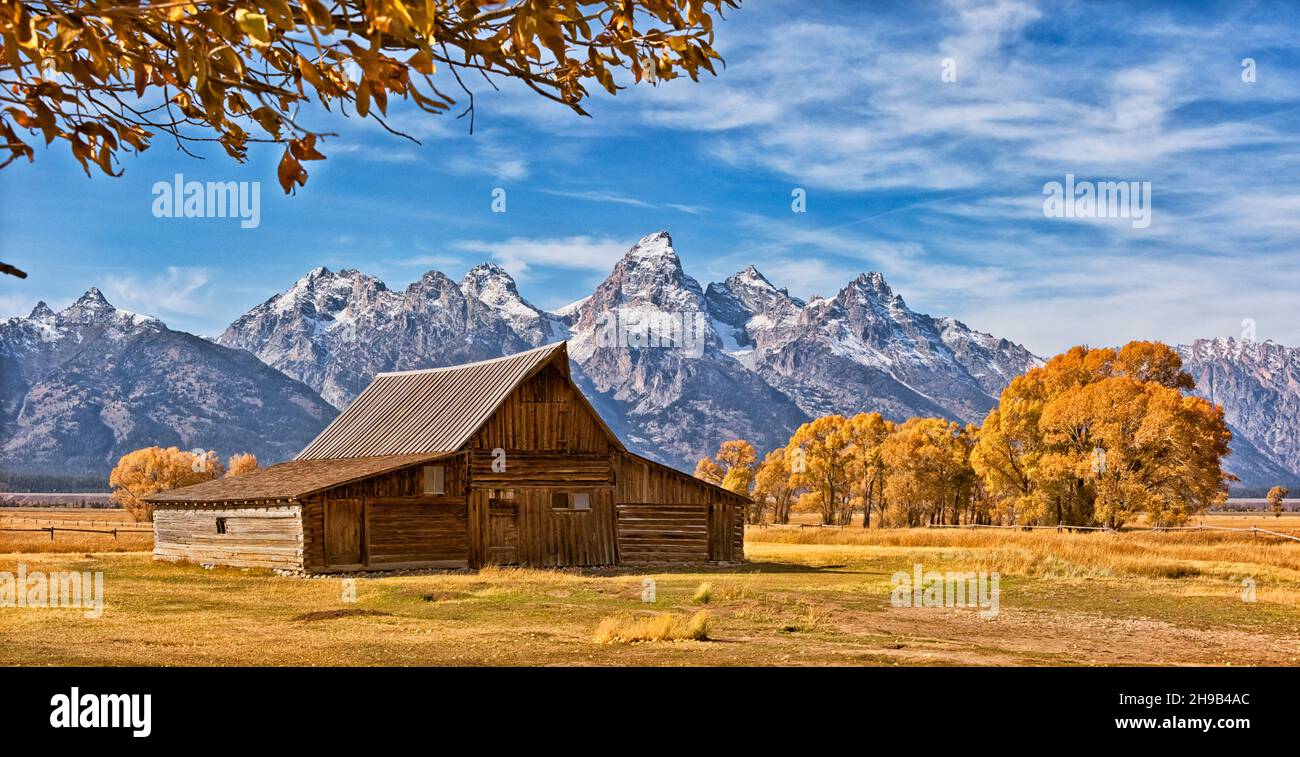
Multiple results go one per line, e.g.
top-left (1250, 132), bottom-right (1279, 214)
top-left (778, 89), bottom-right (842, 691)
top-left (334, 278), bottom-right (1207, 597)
top-left (462, 262), bottom-right (526, 303)
top-left (736, 264), bottom-right (774, 288)
top-left (624, 231), bottom-right (678, 263)
top-left (464, 261), bottom-right (513, 282)
top-left (75, 287), bottom-right (111, 308)
top-left (28, 301), bottom-right (54, 320)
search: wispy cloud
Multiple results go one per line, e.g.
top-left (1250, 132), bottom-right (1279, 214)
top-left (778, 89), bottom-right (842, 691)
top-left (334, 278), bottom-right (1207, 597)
top-left (102, 266), bottom-right (214, 320)
top-left (452, 235), bottom-right (629, 279)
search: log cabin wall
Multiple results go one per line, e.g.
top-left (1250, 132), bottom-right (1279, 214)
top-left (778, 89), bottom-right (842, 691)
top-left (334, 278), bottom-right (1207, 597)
top-left (153, 503), bottom-right (303, 569)
top-left (614, 454), bottom-right (746, 564)
top-left (302, 455), bottom-right (469, 572)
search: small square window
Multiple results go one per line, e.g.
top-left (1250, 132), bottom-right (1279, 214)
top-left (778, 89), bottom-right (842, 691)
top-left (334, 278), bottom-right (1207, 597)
top-left (551, 492), bottom-right (591, 511)
top-left (422, 465), bottom-right (445, 495)
top-left (215, 517), bottom-right (227, 535)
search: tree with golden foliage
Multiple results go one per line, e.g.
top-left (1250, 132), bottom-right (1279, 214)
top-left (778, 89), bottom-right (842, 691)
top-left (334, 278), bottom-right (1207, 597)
top-left (972, 341), bottom-right (1231, 527)
top-left (716, 439), bottom-right (757, 496)
top-left (1267, 485), bottom-right (1289, 518)
top-left (226, 452), bottom-right (261, 477)
top-left (845, 412), bottom-right (893, 528)
top-left (879, 417), bottom-right (973, 527)
top-left (753, 447), bottom-right (798, 525)
top-left (109, 446), bottom-right (223, 522)
top-left (0, 0), bottom-right (737, 189)
top-left (786, 415), bottom-right (852, 525)
top-left (693, 457), bottom-right (724, 486)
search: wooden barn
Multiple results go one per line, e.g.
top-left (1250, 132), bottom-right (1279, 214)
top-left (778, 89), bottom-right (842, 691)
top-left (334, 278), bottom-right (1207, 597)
top-left (148, 342), bottom-right (747, 572)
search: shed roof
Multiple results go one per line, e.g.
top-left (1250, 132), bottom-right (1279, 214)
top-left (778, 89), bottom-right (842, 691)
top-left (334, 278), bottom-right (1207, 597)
top-left (295, 342), bottom-right (614, 460)
top-left (145, 453), bottom-right (451, 503)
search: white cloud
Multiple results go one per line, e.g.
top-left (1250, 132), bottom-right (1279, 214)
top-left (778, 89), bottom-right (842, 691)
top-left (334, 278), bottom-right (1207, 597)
top-left (102, 266), bottom-right (213, 319)
top-left (452, 235), bottom-right (629, 279)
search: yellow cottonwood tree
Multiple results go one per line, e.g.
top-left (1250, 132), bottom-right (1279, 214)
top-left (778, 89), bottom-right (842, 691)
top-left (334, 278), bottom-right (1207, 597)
top-left (786, 415), bottom-right (852, 526)
top-left (1267, 485), bottom-right (1289, 518)
top-left (845, 412), bottom-right (892, 528)
top-left (972, 341), bottom-right (1230, 527)
top-left (226, 452), bottom-right (261, 477)
top-left (880, 417), bottom-right (972, 527)
top-left (109, 446), bottom-right (223, 522)
top-left (693, 457), bottom-right (724, 486)
top-left (753, 447), bottom-right (798, 525)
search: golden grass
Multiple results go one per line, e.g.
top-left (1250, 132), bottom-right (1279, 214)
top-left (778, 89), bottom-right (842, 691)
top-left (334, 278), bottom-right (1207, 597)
top-left (0, 515), bottom-right (1297, 666)
top-left (747, 525), bottom-right (1300, 583)
top-left (594, 610), bottom-right (710, 643)
top-left (0, 508), bottom-right (150, 553)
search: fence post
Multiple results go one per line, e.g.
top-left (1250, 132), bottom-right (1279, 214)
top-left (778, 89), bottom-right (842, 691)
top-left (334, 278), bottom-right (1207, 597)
top-left (47, 526), bottom-right (54, 541)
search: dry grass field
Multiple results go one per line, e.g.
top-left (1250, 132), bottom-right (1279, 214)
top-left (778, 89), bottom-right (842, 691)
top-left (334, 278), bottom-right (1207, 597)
top-left (1, 509), bottom-right (1298, 666)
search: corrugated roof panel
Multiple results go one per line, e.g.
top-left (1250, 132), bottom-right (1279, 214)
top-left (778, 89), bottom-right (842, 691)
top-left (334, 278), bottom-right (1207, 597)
top-left (295, 341), bottom-right (568, 459)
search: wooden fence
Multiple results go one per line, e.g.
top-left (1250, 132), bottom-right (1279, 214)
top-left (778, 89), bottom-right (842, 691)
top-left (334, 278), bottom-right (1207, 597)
top-left (0, 517), bottom-right (152, 540)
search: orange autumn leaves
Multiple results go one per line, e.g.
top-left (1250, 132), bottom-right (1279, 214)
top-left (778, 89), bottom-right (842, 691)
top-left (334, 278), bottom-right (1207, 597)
top-left (0, 0), bottom-right (737, 190)
top-left (109, 447), bottom-right (260, 522)
top-left (698, 341), bottom-right (1232, 529)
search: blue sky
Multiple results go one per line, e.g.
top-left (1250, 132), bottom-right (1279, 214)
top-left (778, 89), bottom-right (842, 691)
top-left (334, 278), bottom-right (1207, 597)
top-left (3, 0), bottom-right (1300, 356)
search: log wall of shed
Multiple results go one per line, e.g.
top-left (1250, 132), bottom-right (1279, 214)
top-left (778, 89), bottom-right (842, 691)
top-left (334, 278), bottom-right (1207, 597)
top-left (614, 454), bottom-right (746, 564)
top-left (153, 503), bottom-right (303, 569)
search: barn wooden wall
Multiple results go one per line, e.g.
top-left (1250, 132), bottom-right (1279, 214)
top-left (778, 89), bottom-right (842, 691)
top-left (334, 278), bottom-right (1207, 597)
top-left (153, 504), bottom-right (303, 569)
top-left (614, 454), bottom-right (746, 564)
top-left (468, 487), bottom-right (617, 568)
top-left (471, 364), bottom-right (613, 453)
top-left (302, 456), bottom-right (470, 572)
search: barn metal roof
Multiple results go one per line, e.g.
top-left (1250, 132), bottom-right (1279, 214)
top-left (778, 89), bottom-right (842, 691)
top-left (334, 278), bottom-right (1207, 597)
top-left (144, 453), bottom-right (453, 503)
top-left (296, 341), bottom-right (597, 460)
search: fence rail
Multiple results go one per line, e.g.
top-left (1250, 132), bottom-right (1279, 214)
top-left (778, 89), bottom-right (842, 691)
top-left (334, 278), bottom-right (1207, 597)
top-left (0, 521), bottom-right (153, 540)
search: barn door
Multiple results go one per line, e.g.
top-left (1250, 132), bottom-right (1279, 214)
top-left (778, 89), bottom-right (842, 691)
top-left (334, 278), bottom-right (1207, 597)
top-left (325, 498), bottom-right (364, 567)
top-left (708, 499), bottom-right (735, 562)
top-left (486, 496), bottom-right (518, 565)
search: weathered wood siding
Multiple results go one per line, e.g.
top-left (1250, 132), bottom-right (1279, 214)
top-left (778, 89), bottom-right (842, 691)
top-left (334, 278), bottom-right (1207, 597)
top-left (153, 503), bottom-right (303, 569)
top-left (471, 363), bottom-right (613, 453)
top-left (615, 454), bottom-right (745, 564)
top-left (469, 487), bottom-right (617, 567)
top-left (303, 456), bottom-right (469, 572)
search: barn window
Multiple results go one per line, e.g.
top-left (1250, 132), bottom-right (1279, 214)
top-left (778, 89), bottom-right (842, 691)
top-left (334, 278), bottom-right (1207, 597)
top-left (215, 517), bottom-right (227, 534)
top-left (551, 492), bottom-right (591, 511)
top-left (422, 465), bottom-right (445, 496)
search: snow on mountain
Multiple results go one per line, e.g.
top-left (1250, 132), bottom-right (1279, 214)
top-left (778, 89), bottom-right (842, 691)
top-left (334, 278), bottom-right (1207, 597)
top-left (0, 290), bottom-right (336, 478)
top-left (1180, 337), bottom-right (1300, 487)
top-left (9, 232), bottom-right (1296, 484)
top-left (215, 231), bottom-right (1042, 468)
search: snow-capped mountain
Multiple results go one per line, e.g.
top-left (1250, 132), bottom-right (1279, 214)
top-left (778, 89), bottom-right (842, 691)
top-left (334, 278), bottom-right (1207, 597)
top-left (706, 267), bottom-right (1044, 424)
top-left (1181, 337), bottom-right (1300, 487)
top-left (7, 232), bottom-right (1299, 488)
top-left (0, 289), bottom-right (336, 478)
top-left (216, 231), bottom-right (1042, 467)
top-left (565, 232), bottom-right (810, 461)
top-left (217, 263), bottom-right (565, 408)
